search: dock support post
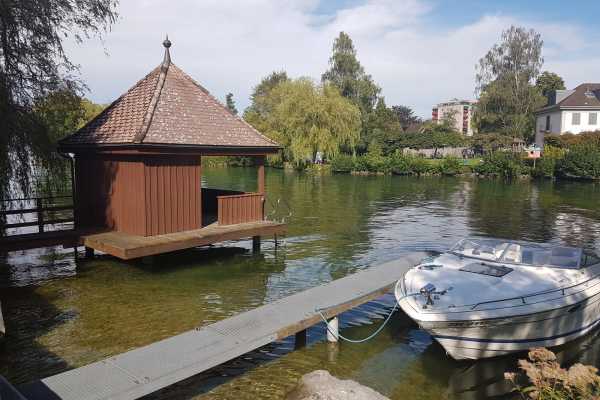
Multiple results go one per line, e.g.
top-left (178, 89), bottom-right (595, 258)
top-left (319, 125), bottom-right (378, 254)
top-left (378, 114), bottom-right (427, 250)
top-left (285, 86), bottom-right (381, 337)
top-left (326, 316), bottom-right (339, 343)
top-left (294, 329), bottom-right (307, 349)
top-left (252, 236), bottom-right (261, 253)
top-left (84, 247), bottom-right (94, 259)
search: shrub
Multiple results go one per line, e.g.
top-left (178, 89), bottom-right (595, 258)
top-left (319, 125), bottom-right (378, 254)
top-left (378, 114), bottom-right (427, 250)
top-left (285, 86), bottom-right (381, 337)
top-left (532, 156), bottom-right (556, 178)
top-left (390, 153), bottom-right (412, 175)
top-left (330, 154), bottom-right (354, 173)
top-left (437, 156), bottom-right (462, 176)
top-left (474, 151), bottom-right (526, 178)
top-left (505, 347), bottom-right (600, 400)
top-left (352, 155), bottom-right (369, 172)
top-left (408, 156), bottom-right (431, 175)
top-left (558, 131), bottom-right (600, 148)
top-left (530, 146), bottom-right (564, 178)
top-left (557, 145), bottom-right (600, 179)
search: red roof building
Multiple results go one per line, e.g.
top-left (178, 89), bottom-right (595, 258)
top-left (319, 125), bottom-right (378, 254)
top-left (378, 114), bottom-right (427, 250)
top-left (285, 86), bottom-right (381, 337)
top-left (58, 38), bottom-right (281, 243)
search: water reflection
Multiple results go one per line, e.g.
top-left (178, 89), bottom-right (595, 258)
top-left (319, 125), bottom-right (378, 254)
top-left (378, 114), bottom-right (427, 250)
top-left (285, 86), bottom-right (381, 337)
top-left (1, 169), bottom-right (600, 399)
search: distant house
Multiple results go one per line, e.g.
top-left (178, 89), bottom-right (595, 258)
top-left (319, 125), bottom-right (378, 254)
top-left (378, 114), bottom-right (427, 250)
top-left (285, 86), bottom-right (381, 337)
top-left (432, 99), bottom-right (476, 136)
top-left (534, 83), bottom-right (600, 145)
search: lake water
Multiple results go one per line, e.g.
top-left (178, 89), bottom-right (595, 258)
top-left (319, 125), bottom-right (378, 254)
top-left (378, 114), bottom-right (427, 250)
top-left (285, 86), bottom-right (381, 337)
top-left (1, 168), bottom-right (600, 399)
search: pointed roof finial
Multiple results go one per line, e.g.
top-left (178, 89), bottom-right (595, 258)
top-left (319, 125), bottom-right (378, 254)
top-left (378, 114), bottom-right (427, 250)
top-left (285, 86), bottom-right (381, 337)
top-left (162, 35), bottom-right (171, 67)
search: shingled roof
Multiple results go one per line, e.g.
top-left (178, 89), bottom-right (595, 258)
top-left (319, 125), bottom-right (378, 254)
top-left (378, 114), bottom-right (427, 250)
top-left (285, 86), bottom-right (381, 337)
top-left (536, 83), bottom-right (600, 114)
top-left (59, 38), bottom-right (279, 152)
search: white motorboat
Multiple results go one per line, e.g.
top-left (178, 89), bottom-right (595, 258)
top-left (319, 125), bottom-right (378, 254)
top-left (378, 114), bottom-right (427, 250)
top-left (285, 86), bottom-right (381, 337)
top-left (395, 238), bottom-right (600, 360)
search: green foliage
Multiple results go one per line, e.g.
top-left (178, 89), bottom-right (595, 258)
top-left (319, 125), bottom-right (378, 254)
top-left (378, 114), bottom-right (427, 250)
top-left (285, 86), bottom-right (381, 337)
top-left (245, 71), bottom-right (289, 119)
top-left (407, 156), bottom-right (431, 175)
top-left (474, 26), bottom-right (546, 139)
top-left (321, 31), bottom-right (380, 116)
top-left (392, 105), bottom-right (422, 130)
top-left (389, 152), bottom-right (412, 175)
top-left (557, 145), bottom-right (600, 179)
top-left (361, 97), bottom-right (402, 152)
top-left (245, 78), bottom-right (361, 167)
top-left (474, 151), bottom-right (527, 178)
top-left (437, 156), bottom-right (463, 175)
top-left (470, 132), bottom-right (516, 153)
top-left (32, 92), bottom-right (106, 194)
top-left (225, 92), bottom-right (238, 115)
top-left (387, 123), bottom-right (466, 154)
top-left (535, 71), bottom-right (566, 101)
top-left (80, 99), bottom-right (105, 128)
top-left (556, 132), bottom-right (600, 148)
top-left (0, 0), bottom-right (118, 199)
top-left (330, 154), bottom-right (355, 172)
top-left (531, 145), bottom-right (566, 178)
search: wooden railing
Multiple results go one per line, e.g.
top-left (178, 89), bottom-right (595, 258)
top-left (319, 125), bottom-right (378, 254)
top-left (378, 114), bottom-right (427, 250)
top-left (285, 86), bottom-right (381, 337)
top-left (0, 195), bottom-right (74, 234)
top-left (217, 193), bottom-right (264, 225)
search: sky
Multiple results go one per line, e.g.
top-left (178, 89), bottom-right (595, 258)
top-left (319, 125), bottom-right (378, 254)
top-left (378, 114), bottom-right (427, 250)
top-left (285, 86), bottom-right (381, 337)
top-left (64, 0), bottom-right (600, 119)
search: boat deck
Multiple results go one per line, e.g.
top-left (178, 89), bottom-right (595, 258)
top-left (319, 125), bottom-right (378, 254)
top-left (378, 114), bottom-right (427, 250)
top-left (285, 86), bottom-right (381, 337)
top-left (82, 220), bottom-right (286, 260)
top-left (20, 253), bottom-right (425, 400)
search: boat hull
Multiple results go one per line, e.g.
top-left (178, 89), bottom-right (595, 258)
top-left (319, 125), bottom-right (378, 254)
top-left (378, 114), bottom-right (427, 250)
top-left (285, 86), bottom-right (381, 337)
top-left (412, 294), bottom-right (600, 360)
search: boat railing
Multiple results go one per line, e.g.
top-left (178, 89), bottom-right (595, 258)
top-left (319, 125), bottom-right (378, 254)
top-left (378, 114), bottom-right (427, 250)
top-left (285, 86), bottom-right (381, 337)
top-left (470, 273), bottom-right (600, 310)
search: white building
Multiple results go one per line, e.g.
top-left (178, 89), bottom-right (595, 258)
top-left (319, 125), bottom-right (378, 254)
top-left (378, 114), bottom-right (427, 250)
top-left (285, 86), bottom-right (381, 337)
top-left (432, 99), bottom-right (476, 136)
top-left (534, 83), bottom-right (600, 145)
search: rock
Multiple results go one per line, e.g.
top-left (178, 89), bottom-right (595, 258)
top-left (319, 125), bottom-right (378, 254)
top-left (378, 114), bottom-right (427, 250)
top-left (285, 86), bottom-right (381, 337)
top-left (286, 370), bottom-right (390, 400)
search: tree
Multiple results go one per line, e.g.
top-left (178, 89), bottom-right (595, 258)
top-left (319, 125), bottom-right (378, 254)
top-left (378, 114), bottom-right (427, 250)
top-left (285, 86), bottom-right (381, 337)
top-left (245, 79), bottom-right (361, 166)
top-left (32, 94), bottom-right (106, 194)
top-left (0, 0), bottom-right (118, 199)
top-left (474, 26), bottom-right (546, 139)
top-left (362, 97), bottom-right (402, 153)
top-left (392, 105), bottom-right (422, 130)
top-left (225, 92), bottom-right (238, 115)
top-left (245, 70), bottom-right (289, 118)
top-left (322, 32), bottom-right (380, 116)
top-left (536, 71), bottom-right (566, 100)
top-left (440, 108), bottom-right (460, 130)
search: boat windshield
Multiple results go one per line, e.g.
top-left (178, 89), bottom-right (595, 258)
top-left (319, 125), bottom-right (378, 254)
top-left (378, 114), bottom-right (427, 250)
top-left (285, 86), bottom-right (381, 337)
top-left (450, 238), bottom-right (583, 269)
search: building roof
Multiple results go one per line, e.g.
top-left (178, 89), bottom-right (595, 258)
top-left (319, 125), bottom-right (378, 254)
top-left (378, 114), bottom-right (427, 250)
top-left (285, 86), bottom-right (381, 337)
top-left (59, 38), bottom-right (280, 153)
top-left (536, 83), bottom-right (600, 114)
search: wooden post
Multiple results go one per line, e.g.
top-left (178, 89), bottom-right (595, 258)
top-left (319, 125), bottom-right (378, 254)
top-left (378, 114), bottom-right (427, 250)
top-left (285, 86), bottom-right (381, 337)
top-left (256, 156), bottom-right (265, 221)
top-left (84, 246), bottom-right (94, 259)
top-left (252, 236), bottom-right (261, 253)
top-left (36, 198), bottom-right (44, 233)
top-left (294, 329), bottom-right (307, 349)
top-left (326, 316), bottom-right (339, 343)
top-left (256, 156), bottom-right (265, 194)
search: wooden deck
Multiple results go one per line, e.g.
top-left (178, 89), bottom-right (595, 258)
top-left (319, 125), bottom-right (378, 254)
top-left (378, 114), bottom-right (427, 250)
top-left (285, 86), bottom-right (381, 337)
top-left (20, 252), bottom-right (425, 400)
top-left (0, 229), bottom-right (96, 253)
top-left (82, 221), bottom-right (287, 260)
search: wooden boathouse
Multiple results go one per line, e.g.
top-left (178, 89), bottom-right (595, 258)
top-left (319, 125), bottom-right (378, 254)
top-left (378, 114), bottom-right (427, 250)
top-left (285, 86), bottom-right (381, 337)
top-left (53, 38), bottom-right (285, 259)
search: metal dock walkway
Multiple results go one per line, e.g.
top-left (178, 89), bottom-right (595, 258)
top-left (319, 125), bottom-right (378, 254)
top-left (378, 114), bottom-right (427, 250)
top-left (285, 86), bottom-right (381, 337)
top-left (21, 252), bottom-right (425, 400)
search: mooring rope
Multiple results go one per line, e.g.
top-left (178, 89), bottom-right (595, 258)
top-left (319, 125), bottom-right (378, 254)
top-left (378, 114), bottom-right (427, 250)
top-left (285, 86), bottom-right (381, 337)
top-left (315, 280), bottom-right (420, 344)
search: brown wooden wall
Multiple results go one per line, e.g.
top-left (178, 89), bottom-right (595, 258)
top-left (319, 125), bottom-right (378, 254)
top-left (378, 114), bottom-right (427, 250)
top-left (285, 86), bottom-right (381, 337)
top-left (144, 158), bottom-right (201, 236)
top-left (75, 155), bottom-right (201, 236)
top-left (217, 193), bottom-right (264, 225)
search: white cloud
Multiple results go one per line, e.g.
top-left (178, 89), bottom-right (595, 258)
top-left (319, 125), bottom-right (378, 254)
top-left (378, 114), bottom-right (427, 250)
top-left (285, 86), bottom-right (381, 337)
top-left (64, 0), bottom-right (600, 118)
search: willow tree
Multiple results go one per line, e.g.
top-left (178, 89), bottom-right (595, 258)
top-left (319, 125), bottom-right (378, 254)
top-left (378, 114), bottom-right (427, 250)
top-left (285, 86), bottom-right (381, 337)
top-left (0, 0), bottom-right (118, 199)
top-left (247, 79), bottom-right (361, 166)
top-left (474, 26), bottom-right (546, 139)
